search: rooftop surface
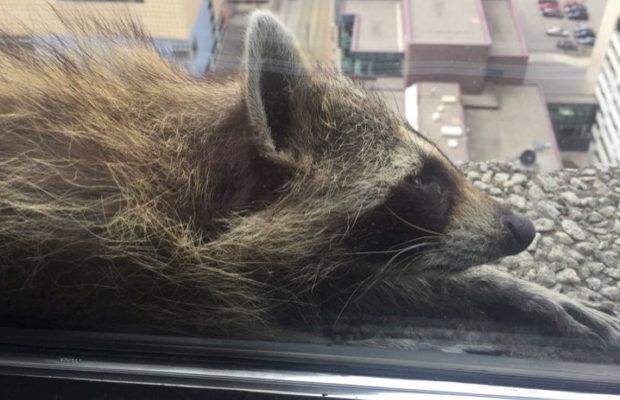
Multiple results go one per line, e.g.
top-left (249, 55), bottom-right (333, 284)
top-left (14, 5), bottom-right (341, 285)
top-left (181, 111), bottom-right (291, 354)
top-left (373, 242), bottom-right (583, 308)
top-left (406, 0), bottom-right (489, 44)
top-left (342, 0), bottom-right (404, 53)
top-left (0, 0), bottom-right (203, 41)
top-left (405, 82), bottom-right (469, 162)
top-left (403, 82), bottom-right (562, 171)
top-left (281, 0), bottom-right (334, 62)
top-left (466, 85), bottom-right (562, 172)
top-left (481, 0), bottom-right (527, 56)
top-left (362, 77), bottom-right (406, 117)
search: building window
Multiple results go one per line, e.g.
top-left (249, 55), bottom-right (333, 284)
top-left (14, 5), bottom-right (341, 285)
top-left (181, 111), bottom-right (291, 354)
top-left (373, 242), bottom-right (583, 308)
top-left (548, 103), bottom-right (596, 152)
top-left (485, 67), bottom-right (504, 78)
top-left (171, 49), bottom-right (191, 61)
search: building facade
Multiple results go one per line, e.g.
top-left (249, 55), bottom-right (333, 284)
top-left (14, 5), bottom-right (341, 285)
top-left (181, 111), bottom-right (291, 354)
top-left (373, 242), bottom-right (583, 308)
top-left (590, 2), bottom-right (620, 165)
top-left (338, 0), bottom-right (405, 77)
top-left (337, 0), bottom-right (528, 94)
top-left (0, 0), bottom-right (218, 76)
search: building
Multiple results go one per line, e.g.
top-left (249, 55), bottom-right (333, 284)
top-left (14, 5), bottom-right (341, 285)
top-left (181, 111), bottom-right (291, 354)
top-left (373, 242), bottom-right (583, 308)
top-left (481, 0), bottom-right (529, 86)
top-left (280, 0), bottom-right (335, 64)
top-left (464, 84), bottom-right (562, 172)
top-left (546, 96), bottom-right (597, 153)
top-left (406, 0), bottom-right (528, 94)
top-left (212, 0), bottom-right (335, 72)
top-left (0, 0), bottom-right (218, 76)
top-left (338, 0), bottom-right (404, 76)
top-left (405, 82), bottom-right (469, 162)
top-left (405, 0), bottom-right (490, 93)
top-left (585, 0), bottom-right (620, 165)
top-left (403, 81), bottom-right (561, 171)
top-left (341, 0), bottom-right (557, 170)
top-left (337, 0), bottom-right (528, 93)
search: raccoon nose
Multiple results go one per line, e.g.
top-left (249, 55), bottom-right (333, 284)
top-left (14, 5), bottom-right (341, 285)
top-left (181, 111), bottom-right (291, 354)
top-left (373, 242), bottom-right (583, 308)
top-left (500, 212), bottom-right (535, 255)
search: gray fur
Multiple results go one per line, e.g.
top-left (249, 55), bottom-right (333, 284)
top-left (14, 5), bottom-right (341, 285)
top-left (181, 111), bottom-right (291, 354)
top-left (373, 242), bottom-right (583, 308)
top-left (244, 10), bottom-right (307, 150)
top-left (0, 11), bottom-right (618, 348)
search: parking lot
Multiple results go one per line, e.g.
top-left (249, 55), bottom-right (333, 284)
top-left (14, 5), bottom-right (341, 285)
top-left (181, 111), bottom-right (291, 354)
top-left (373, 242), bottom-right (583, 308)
top-left (511, 0), bottom-right (606, 56)
top-left (509, 0), bottom-right (607, 96)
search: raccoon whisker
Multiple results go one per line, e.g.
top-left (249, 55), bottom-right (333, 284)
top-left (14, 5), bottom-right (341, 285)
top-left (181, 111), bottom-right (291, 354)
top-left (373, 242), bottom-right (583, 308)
top-left (331, 271), bottom-right (377, 327)
top-left (384, 205), bottom-right (445, 237)
top-left (332, 240), bottom-right (435, 323)
top-left (344, 242), bottom-right (440, 311)
top-left (388, 235), bottom-right (441, 250)
top-left (399, 249), bottom-right (442, 270)
top-left (345, 243), bottom-right (432, 258)
top-left (346, 241), bottom-right (437, 256)
top-left (386, 242), bottom-right (438, 258)
top-left (387, 247), bottom-right (441, 277)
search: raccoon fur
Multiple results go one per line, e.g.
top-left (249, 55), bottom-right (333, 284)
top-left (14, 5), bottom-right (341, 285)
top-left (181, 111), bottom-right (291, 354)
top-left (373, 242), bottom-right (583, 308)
top-left (0, 11), bottom-right (618, 345)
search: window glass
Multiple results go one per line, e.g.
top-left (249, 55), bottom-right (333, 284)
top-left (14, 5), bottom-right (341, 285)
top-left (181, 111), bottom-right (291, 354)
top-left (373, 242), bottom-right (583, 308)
top-left (0, 0), bottom-right (619, 369)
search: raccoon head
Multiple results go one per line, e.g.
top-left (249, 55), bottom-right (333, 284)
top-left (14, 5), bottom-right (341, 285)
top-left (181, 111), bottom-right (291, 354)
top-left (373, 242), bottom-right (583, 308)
top-left (242, 12), bottom-right (535, 273)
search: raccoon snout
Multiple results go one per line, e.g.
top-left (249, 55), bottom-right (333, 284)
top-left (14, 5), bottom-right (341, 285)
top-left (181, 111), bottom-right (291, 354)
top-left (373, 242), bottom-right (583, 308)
top-left (499, 212), bottom-right (535, 255)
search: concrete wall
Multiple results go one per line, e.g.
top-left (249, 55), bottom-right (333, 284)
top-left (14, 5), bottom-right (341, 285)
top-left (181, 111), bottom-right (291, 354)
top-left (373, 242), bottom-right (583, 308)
top-left (406, 43), bottom-right (490, 94)
top-left (486, 54), bottom-right (528, 85)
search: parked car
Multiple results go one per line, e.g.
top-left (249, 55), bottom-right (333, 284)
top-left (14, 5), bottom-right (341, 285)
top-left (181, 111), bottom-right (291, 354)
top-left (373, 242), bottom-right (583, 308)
top-left (574, 27), bottom-right (595, 38)
top-left (546, 26), bottom-right (570, 36)
top-left (557, 39), bottom-right (578, 51)
top-left (543, 8), bottom-right (563, 18)
top-left (563, 4), bottom-right (586, 12)
top-left (540, 2), bottom-right (560, 10)
top-left (576, 36), bottom-right (595, 46)
top-left (567, 9), bottom-right (589, 20)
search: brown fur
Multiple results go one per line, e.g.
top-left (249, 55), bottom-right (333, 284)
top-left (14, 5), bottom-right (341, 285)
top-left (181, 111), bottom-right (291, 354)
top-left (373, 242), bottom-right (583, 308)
top-left (0, 12), bottom-right (619, 345)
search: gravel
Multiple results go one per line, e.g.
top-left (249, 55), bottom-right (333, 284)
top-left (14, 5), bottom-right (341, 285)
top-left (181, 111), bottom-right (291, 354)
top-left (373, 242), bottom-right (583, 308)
top-left (460, 161), bottom-right (620, 307)
top-left (534, 218), bottom-right (554, 232)
top-left (561, 220), bottom-right (587, 241)
top-left (602, 287), bottom-right (620, 301)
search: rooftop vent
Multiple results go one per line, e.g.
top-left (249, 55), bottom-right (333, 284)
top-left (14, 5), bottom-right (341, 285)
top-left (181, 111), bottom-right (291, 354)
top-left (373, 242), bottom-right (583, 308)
top-left (520, 150), bottom-right (536, 166)
top-left (441, 95), bottom-right (457, 104)
top-left (441, 126), bottom-right (463, 136)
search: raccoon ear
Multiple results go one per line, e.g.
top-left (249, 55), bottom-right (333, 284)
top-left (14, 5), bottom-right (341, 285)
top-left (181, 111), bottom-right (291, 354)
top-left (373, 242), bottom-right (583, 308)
top-left (243, 11), bottom-right (308, 151)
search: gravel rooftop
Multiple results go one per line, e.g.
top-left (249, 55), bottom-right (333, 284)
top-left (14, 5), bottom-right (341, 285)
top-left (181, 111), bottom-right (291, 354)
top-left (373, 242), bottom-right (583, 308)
top-left (460, 161), bottom-right (620, 310)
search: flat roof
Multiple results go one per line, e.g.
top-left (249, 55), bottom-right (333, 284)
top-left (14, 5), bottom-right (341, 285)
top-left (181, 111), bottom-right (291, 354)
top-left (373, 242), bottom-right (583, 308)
top-left (283, 0), bottom-right (335, 62)
top-left (0, 0), bottom-right (202, 41)
top-left (362, 77), bottom-right (406, 116)
top-left (466, 85), bottom-right (562, 172)
top-left (481, 0), bottom-right (527, 56)
top-left (342, 0), bottom-right (404, 53)
top-left (405, 82), bottom-right (469, 163)
top-left (406, 0), bottom-right (490, 44)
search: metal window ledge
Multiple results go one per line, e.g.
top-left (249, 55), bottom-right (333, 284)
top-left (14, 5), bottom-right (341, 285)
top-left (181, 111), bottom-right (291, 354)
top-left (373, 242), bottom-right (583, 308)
top-left (0, 328), bottom-right (619, 399)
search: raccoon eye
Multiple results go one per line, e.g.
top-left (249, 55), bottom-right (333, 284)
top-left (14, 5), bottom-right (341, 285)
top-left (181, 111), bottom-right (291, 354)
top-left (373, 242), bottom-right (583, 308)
top-left (410, 176), bottom-right (425, 186)
top-left (409, 175), bottom-right (441, 194)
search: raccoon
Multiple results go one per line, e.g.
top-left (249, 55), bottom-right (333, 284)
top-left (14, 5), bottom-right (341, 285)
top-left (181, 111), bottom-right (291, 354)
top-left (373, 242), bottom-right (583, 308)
top-left (0, 11), bottom-right (618, 345)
